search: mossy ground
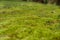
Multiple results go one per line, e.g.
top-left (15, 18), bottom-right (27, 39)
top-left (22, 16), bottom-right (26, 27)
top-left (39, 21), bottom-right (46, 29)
top-left (0, 1), bottom-right (60, 40)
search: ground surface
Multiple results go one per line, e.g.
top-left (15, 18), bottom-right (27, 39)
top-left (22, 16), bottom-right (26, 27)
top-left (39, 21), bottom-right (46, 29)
top-left (0, 1), bottom-right (60, 40)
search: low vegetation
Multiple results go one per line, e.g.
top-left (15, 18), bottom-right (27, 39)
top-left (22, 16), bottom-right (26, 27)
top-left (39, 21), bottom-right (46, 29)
top-left (0, 1), bottom-right (60, 40)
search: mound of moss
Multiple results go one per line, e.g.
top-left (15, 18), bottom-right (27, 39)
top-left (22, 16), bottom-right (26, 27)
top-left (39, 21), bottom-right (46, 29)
top-left (0, 1), bottom-right (60, 40)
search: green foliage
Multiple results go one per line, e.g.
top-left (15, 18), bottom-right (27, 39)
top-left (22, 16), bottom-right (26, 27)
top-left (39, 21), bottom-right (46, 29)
top-left (0, 1), bottom-right (60, 40)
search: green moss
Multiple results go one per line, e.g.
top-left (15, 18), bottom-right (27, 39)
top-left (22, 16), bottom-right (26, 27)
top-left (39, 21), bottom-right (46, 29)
top-left (0, 1), bottom-right (60, 40)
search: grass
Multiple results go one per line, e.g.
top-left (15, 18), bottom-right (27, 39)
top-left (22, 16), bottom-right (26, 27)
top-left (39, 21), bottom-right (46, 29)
top-left (0, 1), bottom-right (60, 40)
